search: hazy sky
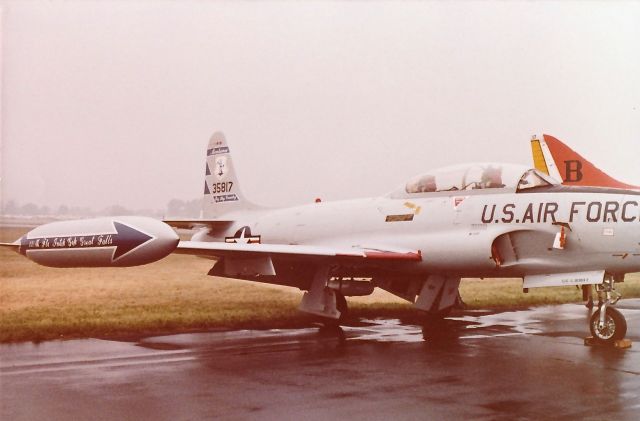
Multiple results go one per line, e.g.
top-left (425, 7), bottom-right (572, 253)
top-left (2, 1), bottom-right (639, 212)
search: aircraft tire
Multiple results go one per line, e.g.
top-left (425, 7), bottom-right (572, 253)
top-left (320, 292), bottom-right (348, 328)
top-left (590, 307), bottom-right (627, 344)
top-left (427, 305), bottom-right (454, 319)
top-left (335, 292), bottom-right (348, 320)
top-left (418, 308), bottom-right (451, 326)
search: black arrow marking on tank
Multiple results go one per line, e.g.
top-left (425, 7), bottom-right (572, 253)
top-left (20, 222), bottom-right (154, 261)
top-left (111, 222), bottom-right (154, 259)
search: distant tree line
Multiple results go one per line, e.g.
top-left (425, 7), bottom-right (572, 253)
top-left (1, 198), bottom-right (202, 219)
top-left (1, 201), bottom-right (97, 217)
top-left (165, 199), bottom-right (202, 218)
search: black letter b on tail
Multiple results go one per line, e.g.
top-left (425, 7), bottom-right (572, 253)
top-left (564, 160), bottom-right (583, 182)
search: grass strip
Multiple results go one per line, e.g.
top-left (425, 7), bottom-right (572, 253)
top-left (2, 227), bottom-right (639, 342)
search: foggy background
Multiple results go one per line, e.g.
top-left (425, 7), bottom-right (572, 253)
top-left (1, 1), bottom-right (639, 217)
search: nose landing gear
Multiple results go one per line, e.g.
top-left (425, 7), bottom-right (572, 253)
top-left (587, 275), bottom-right (630, 347)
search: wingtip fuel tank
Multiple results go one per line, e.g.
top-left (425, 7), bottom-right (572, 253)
top-left (12, 216), bottom-right (179, 268)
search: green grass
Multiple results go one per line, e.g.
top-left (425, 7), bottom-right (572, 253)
top-left (2, 226), bottom-right (639, 343)
top-left (459, 275), bottom-right (640, 308)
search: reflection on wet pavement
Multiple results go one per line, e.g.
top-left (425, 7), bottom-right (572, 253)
top-left (2, 300), bottom-right (640, 421)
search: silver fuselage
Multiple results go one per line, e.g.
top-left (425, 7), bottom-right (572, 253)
top-left (197, 186), bottom-right (640, 279)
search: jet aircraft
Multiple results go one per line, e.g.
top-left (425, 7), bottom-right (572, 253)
top-left (3, 132), bottom-right (640, 345)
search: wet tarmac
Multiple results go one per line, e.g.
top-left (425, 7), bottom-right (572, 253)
top-left (2, 300), bottom-right (640, 420)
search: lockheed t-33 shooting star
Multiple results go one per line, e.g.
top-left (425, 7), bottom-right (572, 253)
top-left (3, 132), bottom-right (640, 344)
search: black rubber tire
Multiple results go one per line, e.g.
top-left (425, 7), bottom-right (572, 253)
top-left (320, 292), bottom-right (348, 328)
top-left (425, 304), bottom-right (454, 319)
top-left (335, 292), bottom-right (348, 320)
top-left (590, 307), bottom-right (627, 344)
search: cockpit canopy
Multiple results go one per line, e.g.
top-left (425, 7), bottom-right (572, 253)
top-left (402, 163), bottom-right (557, 195)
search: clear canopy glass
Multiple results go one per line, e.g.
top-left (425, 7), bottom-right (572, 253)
top-left (404, 163), bottom-right (557, 194)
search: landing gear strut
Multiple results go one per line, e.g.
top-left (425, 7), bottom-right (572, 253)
top-left (319, 292), bottom-right (349, 328)
top-left (589, 275), bottom-right (627, 344)
top-left (299, 265), bottom-right (349, 324)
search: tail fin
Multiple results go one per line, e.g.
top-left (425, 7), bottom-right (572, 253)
top-left (530, 136), bottom-right (562, 182)
top-left (531, 134), bottom-right (639, 190)
top-left (202, 132), bottom-right (259, 218)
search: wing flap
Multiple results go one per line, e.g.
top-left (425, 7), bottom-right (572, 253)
top-left (363, 250), bottom-right (423, 260)
top-left (175, 241), bottom-right (422, 261)
top-left (163, 219), bottom-right (234, 230)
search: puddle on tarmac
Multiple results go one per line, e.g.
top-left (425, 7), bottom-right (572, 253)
top-left (342, 308), bottom-right (552, 343)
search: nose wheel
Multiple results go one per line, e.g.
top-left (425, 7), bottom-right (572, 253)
top-left (588, 275), bottom-right (628, 345)
top-left (589, 307), bottom-right (627, 344)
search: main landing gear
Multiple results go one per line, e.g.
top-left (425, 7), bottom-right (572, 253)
top-left (335, 292), bottom-right (348, 319)
top-left (588, 275), bottom-right (627, 345)
top-left (298, 265), bottom-right (349, 324)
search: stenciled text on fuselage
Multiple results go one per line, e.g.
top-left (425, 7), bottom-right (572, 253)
top-left (481, 200), bottom-right (640, 224)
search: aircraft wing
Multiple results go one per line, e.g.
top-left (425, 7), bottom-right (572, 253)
top-left (163, 219), bottom-right (234, 230)
top-left (0, 241), bottom-right (20, 251)
top-left (175, 241), bottom-right (422, 261)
